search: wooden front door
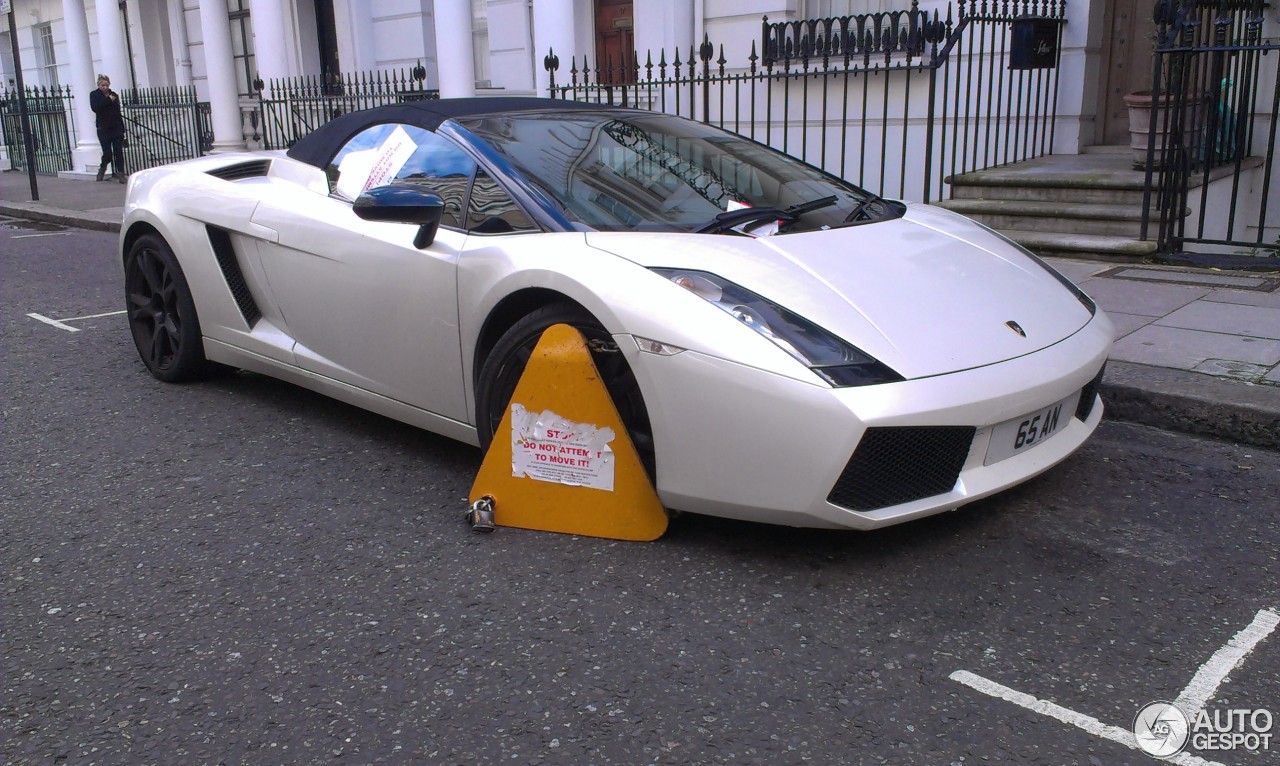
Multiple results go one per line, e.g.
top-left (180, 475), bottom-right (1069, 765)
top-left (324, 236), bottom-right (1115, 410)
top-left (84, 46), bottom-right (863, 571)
top-left (1097, 0), bottom-right (1158, 145)
top-left (594, 0), bottom-right (635, 83)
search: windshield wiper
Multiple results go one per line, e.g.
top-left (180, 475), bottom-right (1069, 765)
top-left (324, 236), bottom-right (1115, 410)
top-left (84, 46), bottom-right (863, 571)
top-left (843, 191), bottom-right (886, 223)
top-left (696, 195), bottom-right (839, 234)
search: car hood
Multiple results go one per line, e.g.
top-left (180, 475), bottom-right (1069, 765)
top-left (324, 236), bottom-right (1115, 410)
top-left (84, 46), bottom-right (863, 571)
top-left (584, 203), bottom-right (1094, 379)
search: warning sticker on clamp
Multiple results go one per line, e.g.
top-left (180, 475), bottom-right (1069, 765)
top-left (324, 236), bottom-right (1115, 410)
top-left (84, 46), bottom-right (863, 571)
top-left (509, 404), bottom-right (616, 491)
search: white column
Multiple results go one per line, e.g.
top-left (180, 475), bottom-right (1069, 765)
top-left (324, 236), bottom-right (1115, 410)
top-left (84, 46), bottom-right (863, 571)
top-left (94, 0), bottom-right (132, 89)
top-left (198, 0), bottom-right (247, 152)
top-left (486, 0), bottom-right (535, 93)
top-left (167, 0), bottom-right (193, 86)
top-left (433, 0), bottom-right (475, 98)
top-left (250, 0), bottom-right (290, 96)
top-left (62, 0), bottom-right (102, 174)
top-left (532, 0), bottom-right (575, 97)
top-left (130, 0), bottom-right (175, 87)
top-left (348, 0), bottom-right (376, 72)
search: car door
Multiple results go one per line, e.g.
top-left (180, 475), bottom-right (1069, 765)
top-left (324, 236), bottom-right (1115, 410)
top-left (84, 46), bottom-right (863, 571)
top-left (249, 123), bottom-right (476, 422)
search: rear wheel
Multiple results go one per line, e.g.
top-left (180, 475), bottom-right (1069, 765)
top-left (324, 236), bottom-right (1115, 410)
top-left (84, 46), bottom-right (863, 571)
top-left (476, 303), bottom-right (655, 480)
top-left (125, 233), bottom-right (225, 382)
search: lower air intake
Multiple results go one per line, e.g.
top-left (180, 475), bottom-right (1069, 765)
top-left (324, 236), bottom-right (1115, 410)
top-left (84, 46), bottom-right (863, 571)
top-left (1075, 363), bottom-right (1106, 422)
top-left (827, 426), bottom-right (975, 512)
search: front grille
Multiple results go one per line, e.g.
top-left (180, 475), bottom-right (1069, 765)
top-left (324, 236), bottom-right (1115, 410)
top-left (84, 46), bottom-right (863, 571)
top-left (827, 426), bottom-right (975, 512)
top-left (206, 159), bottom-right (271, 181)
top-left (1075, 363), bottom-right (1106, 422)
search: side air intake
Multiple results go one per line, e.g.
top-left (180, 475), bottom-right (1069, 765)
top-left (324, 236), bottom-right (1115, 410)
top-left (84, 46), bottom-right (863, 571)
top-left (206, 159), bottom-right (271, 182)
top-left (206, 226), bottom-right (262, 327)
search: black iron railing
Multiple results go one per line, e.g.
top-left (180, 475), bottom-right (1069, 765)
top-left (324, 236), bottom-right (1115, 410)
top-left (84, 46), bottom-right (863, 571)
top-left (258, 67), bottom-right (440, 149)
top-left (120, 86), bottom-right (213, 172)
top-left (0, 85), bottom-right (75, 175)
top-left (546, 0), bottom-right (1065, 203)
top-left (1142, 0), bottom-right (1279, 256)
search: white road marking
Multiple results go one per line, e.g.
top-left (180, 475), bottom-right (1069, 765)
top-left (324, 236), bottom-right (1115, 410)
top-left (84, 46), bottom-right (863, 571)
top-left (1175, 608), bottom-right (1280, 716)
top-left (26, 313), bottom-right (81, 332)
top-left (950, 607), bottom-right (1279, 765)
top-left (949, 670), bottom-right (1225, 766)
top-left (63, 309), bottom-right (126, 321)
top-left (27, 308), bottom-right (126, 332)
top-left (11, 232), bottom-right (70, 239)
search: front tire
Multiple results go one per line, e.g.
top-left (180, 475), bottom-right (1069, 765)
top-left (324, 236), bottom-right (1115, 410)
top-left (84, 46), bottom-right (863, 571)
top-left (125, 233), bottom-right (224, 382)
top-left (476, 303), bottom-right (655, 480)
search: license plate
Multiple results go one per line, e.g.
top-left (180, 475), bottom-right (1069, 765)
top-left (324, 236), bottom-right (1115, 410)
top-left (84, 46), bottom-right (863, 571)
top-left (984, 391), bottom-right (1080, 465)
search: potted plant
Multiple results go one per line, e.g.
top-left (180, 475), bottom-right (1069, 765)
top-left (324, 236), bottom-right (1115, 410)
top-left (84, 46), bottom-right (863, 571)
top-left (1121, 89), bottom-right (1198, 170)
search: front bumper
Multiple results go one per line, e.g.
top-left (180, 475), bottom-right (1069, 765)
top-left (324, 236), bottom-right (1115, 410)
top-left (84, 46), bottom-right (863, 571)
top-left (622, 315), bottom-right (1113, 530)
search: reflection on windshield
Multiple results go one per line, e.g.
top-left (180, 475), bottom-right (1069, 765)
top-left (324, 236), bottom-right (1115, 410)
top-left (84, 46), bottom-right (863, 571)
top-left (602, 120), bottom-right (741, 210)
top-left (456, 112), bottom-right (882, 234)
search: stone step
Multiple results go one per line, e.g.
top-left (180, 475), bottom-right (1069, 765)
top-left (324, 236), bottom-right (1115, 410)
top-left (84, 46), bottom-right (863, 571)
top-left (1081, 144), bottom-right (1133, 155)
top-left (971, 213), bottom-right (1145, 237)
top-left (937, 199), bottom-right (1151, 238)
top-left (1000, 230), bottom-right (1160, 259)
top-left (946, 153), bottom-right (1152, 205)
top-left (949, 183), bottom-right (1149, 205)
top-left (946, 154), bottom-right (1146, 187)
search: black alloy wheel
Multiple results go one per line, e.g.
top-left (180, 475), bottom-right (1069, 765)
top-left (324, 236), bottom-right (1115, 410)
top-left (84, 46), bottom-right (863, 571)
top-left (125, 234), bottom-right (224, 382)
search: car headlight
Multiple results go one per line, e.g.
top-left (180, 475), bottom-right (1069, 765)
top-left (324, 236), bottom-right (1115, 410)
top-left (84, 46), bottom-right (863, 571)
top-left (652, 268), bottom-right (904, 387)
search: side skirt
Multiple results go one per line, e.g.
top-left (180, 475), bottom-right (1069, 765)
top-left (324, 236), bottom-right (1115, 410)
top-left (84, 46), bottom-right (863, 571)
top-left (203, 338), bottom-right (482, 447)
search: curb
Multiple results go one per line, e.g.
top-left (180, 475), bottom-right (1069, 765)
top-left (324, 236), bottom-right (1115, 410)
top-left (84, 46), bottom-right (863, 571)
top-left (1100, 361), bottom-right (1279, 451)
top-left (0, 201), bottom-right (122, 233)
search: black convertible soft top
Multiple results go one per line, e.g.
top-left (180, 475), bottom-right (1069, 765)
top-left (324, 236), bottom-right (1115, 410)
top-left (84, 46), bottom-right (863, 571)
top-left (285, 97), bottom-right (607, 168)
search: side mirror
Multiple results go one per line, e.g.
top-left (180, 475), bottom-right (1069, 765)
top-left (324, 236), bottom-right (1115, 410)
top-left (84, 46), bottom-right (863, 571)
top-left (353, 183), bottom-right (446, 249)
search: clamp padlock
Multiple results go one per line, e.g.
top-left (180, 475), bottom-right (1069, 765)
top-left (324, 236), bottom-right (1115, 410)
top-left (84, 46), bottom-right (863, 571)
top-left (466, 495), bottom-right (496, 532)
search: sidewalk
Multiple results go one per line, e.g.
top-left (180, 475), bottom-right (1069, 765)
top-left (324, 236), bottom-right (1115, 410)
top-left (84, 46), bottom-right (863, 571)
top-left (4, 169), bottom-right (1278, 450)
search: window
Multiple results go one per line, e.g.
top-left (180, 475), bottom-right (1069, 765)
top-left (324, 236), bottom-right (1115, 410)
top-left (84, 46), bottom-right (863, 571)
top-left (36, 24), bottom-right (58, 88)
top-left (466, 170), bottom-right (537, 234)
top-left (227, 0), bottom-right (255, 96)
top-left (328, 123), bottom-right (478, 230)
top-left (802, 1), bottom-right (892, 19)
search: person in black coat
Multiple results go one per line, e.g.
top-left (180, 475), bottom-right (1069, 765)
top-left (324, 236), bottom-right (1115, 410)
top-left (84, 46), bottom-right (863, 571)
top-left (89, 74), bottom-right (126, 182)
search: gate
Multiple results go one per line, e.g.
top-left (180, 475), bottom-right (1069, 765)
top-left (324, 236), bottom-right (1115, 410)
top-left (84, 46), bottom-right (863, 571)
top-left (120, 86), bottom-right (213, 172)
top-left (546, 0), bottom-right (1065, 204)
top-left (0, 86), bottom-right (74, 175)
top-left (1142, 0), bottom-right (1279, 256)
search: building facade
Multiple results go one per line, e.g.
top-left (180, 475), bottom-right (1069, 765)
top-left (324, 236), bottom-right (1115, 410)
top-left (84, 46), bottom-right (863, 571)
top-left (8, 1), bottom-right (1245, 158)
top-left (1, 0), bottom-right (1277, 251)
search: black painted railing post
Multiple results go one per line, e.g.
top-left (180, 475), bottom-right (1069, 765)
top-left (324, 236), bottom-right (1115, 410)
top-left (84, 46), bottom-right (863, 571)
top-left (544, 49), bottom-right (560, 98)
top-left (700, 35), bottom-right (713, 123)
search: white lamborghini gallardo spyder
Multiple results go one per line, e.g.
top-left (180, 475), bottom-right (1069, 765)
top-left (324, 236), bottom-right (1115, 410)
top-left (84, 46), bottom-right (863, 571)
top-left (121, 97), bottom-right (1112, 529)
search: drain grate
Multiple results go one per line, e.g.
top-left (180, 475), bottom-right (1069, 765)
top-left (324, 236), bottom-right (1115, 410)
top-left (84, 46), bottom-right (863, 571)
top-left (1095, 266), bottom-right (1280, 292)
top-left (0, 217), bottom-right (68, 232)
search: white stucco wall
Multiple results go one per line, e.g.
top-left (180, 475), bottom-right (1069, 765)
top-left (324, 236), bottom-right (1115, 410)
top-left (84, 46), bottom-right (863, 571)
top-left (487, 0), bottom-right (536, 93)
top-left (0, 0), bottom-right (1274, 239)
top-left (365, 0), bottom-right (435, 69)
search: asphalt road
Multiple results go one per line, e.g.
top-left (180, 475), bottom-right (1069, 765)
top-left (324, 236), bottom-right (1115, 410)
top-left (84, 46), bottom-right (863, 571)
top-left (3, 219), bottom-right (1278, 765)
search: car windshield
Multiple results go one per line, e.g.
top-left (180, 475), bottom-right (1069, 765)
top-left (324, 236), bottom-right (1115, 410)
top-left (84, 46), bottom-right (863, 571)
top-left (454, 111), bottom-right (888, 234)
